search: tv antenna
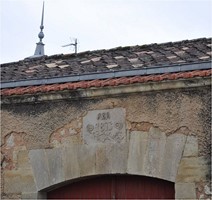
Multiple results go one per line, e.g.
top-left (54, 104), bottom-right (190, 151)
top-left (62, 38), bottom-right (78, 54)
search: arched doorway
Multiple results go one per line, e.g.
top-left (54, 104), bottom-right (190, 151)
top-left (47, 175), bottom-right (175, 199)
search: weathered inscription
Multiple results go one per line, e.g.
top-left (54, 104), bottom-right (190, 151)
top-left (83, 108), bottom-right (126, 144)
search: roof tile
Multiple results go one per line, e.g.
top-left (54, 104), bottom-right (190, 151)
top-left (58, 64), bottom-right (69, 69)
top-left (81, 60), bottom-right (91, 64)
top-left (132, 64), bottom-right (144, 68)
top-left (114, 56), bottom-right (125, 60)
top-left (199, 56), bottom-right (210, 60)
top-left (1, 69), bottom-right (211, 96)
top-left (128, 58), bottom-right (140, 63)
top-left (46, 63), bottom-right (58, 68)
top-left (91, 57), bottom-right (101, 62)
top-left (106, 64), bottom-right (118, 69)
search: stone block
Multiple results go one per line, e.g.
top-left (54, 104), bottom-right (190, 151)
top-left (4, 169), bottom-right (36, 193)
top-left (106, 143), bottom-right (129, 174)
top-left (17, 150), bottom-right (31, 169)
top-left (175, 182), bottom-right (196, 199)
top-left (29, 149), bottom-right (50, 191)
top-left (83, 108), bottom-right (126, 144)
top-left (45, 148), bottom-right (65, 185)
top-left (22, 192), bottom-right (37, 200)
top-left (127, 131), bottom-right (148, 175)
top-left (183, 135), bottom-right (198, 157)
top-left (161, 134), bottom-right (186, 182)
top-left (176, 156), bottom-right (210, 182)
top-left (78, 144), bottom-right (96, 177)
top-left (22, 192), bottom-right (46, 199)
top-left (62, 145), bottom-right (80, 180)
top-left (143, 127), bottom-right (166, 178)
top-left (95, 144), bottom-right (109, 174)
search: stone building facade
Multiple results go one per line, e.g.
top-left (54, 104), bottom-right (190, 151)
top-left (1, 38), bottom-right (211, 199)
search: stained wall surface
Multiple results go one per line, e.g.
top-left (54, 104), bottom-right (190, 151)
top-left (1, 86), bottom-right (211, 199)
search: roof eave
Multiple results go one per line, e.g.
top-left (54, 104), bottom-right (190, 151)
top-left (1, 75), bottom-right (211, 104)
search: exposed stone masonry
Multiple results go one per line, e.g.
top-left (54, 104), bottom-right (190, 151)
top-left (1, 85), bottom-right (211, 199)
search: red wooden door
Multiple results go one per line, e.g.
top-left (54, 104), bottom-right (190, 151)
top-left (47, 175), bottom-right (175, 199)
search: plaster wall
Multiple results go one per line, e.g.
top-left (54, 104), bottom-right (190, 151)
top-left (1, 85), bottom-right (211, 199)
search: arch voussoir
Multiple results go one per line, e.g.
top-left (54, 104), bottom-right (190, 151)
top-left (29, 129), bottom-right (187, 194)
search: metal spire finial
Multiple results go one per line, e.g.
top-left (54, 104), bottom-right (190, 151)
top-left (30, 1), bottom-right (45, 57)
top-left (40, 1), bottom-right (44, 29)
top-left (38, 1), bottom-right (44, 42)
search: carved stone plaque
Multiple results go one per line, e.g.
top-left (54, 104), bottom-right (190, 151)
top-left (83, 108), bottom-right (126, 144)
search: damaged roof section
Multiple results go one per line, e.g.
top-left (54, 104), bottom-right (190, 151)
top-left (0, 38), bottom-right (211, 98)
top-left (1, 38), bottom-right (211, 83)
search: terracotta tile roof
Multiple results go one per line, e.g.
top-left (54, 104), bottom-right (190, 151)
top-left (1, 38), bottom-right (211, 82)
top-left (1, 69), bottom-right (211, 96)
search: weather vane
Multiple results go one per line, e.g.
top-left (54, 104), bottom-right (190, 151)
top-left (62, 38), bottom-right (78, 55)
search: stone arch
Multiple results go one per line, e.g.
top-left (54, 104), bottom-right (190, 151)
top-left (25, 127), bottom-right (190, 199)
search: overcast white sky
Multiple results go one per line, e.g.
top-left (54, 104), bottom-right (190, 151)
top-left (0, 0), bottom-right (211, 63)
